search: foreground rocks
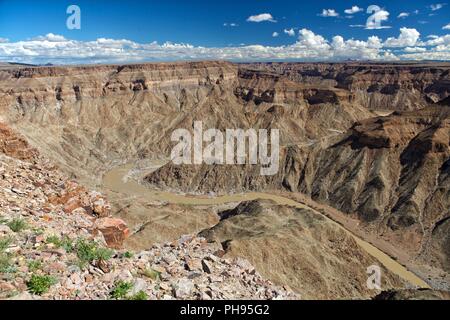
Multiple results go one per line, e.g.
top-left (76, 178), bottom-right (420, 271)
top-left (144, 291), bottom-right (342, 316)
top-left (0, 124), bottom-right (297, 300)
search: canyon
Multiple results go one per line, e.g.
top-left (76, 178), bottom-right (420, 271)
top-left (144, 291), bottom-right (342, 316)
top-left (0, 61), bottom-right (449, 299)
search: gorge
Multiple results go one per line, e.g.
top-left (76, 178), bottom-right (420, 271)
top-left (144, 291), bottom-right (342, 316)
top-left (0, 61), bottom-right (449, 299)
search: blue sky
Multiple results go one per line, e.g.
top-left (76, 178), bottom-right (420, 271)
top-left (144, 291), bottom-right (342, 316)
top-left (0, 0), bottom-right (449, 63)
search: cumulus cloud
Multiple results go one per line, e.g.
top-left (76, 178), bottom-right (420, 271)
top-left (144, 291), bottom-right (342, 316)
top-left (320, 9), bottom-right (339, 17)
top-left (32, 33), bottom-right (67, 42)
top-left (423, 34), bottom-right (450, 46)
top-left (284, 28), bottom-right (295, 37)
top-left (384, 27), bottom-right (420, 47)
top-left (443, 23), bottom-right (450, 30)
top-left (1, 29), bottom-right (450, 64)
top-left (430, 3), bottom-right (446, 11)
top-left (404, 47), bottom-right (427, 53)
top-left (344, 6), bottom-right (363, 14)
top-left (272, 32), bottom-right (279, 37)
top-left (397, 12), bottom-right (409, 18)
top-left (247, 13), bottom-right (276, 23)
top-left (0, 38), bottom-right (9, 43)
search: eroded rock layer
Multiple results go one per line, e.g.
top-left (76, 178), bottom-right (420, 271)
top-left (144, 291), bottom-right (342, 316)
top-left (1, 61), bottom-right (449, 296)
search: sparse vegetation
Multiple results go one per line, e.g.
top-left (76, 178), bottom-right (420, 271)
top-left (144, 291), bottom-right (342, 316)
top-left (46, 235), bottom-right (75, 252)
top-left (0, 237), bottom-right (15, 273)
top-left (75, 239), bottom-right (113, 268)
top-left (110, 280), bottom-right (133, 299)
top-left (7, 218), bottom-right (27, 232)
top-left (123, 251), bottom-right (133, 258)
top-left (141, 268), bottom-right (161, 281)
top-left (27, 274), bottom-right (56, 295)
top-left (45, 235), bottom-right (61, 247)
top-left (28, 260), bottom-right (43, 272)
top-left (128, 290), bottom-right (148, 300)
top-left (0, 253), bottom-right (15, 273)
top-left (0, 237), bottom-right (12, 251)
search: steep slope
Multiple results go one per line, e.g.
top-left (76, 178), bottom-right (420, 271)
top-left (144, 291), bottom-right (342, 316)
top-left (199, 200), bottom-right (403, 299)
top-left (1, 61), bottom-right (449, 294)
top-left (148, 107), bottom-right (450, 279)
top-left (0, 123), bottom-right (296, 300)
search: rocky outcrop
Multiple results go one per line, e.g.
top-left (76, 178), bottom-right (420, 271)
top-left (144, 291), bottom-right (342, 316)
top-left (199, 200), bottom-right (403, 299)
top-left (0, 123), bottom-right (37, 161)
top-left (0, 124), bottom-right (295, 300)
top-left (243, 62), bottom-right (450, 110)
top-left (93, 218), bottom-right (130, 249)
top-left (147, 107), bottom-right (450, 278)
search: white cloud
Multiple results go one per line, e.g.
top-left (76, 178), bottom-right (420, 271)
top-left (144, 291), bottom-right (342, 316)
top-left (284, 28), bottom-right (295, 37)
top-left (404, 47), bottom-right (427, 53)
top-left (272, 32), bottom-right (279, 37)
top-left (400, 51), bottom-right (450, 60)
top-left (344, 6), bottom-right (363, 14)
top-left (32, 33), bottom-right (67, 42)
top-left (423, 34), bottom-right (450, 46)
top-left (430, 3), bottom-right (446, 11)
top-left (0, 38), bottom-right (9, 43)
top-left (443, 23), bottom-right (450, 30)
top-left (320, 9), bottom-right (339, 17)
top-left (247, 13), bottom-right (276, 23)
top-left (2, 29), bottom-right (450, 64)
top-left (224, 23), bottom-right (238, 27)
top-left (366, 9), bottom-right (390, 29)
top-left (397, 12), bottom-right (410, 18)
top-left (384, 27), bottom-right (420, 47)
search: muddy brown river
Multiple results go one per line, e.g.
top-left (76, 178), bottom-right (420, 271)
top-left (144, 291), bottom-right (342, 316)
top-left (103, 162), bottom-right (430, 289)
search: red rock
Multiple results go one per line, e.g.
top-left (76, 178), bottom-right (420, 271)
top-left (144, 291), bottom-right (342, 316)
top-left (63, 197), bottom-right (83, 214)
top-left (94, 217), bottom-right (129, 248)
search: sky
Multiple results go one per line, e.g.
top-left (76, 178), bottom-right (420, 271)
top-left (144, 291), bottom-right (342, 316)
top-left (0, 0), bottom-right (449, 64)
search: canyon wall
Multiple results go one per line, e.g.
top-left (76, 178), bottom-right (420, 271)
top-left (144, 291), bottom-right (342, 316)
top-left (1, 61), bottom-right (449, 278)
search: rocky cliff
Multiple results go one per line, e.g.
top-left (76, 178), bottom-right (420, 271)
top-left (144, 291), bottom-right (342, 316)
top-left (1, 61), bottom-right (449, 296)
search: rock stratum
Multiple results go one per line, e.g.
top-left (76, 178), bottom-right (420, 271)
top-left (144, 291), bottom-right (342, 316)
top-left (0, 61), bottom-right (449, 299)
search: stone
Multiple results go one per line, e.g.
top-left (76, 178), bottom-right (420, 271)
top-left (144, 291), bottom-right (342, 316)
top-left (0, 225), bottom-right (12, 234)
top-left (185, 258), bottom-right (202, 271)
top-left (93, 217), bottom-right (129, 249)
top-left (92, 198), bottom-right (110, 217)
top-left (201, 259), bottom-right (213, 274)
top-left (130, 278), bottom-right (147, 295)
top-left (173, 279), bottom-right (194, 298)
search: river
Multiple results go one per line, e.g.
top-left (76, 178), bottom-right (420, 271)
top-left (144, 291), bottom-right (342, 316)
top-left (103, 162), bottom-right (430, 289)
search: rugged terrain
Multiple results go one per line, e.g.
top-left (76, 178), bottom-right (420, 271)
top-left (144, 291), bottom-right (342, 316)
top-left (199, 199), bottom-right (403, 299)
top-left (0, 123), bottom-right (296, 300)
top-left (0, 61), bottom-right (449, 299)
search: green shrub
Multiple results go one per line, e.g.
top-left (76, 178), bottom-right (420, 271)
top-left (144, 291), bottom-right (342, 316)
top-left (7, 218), bottom-right (27, 232)
top-left (27, 274), bottom-right (56, 295)
top-left (0, 237), bottom-right (12, 251)
top-left (28, 260), bottom-right (42, 272)
top-left (141, 268), bottom-right (160, 281)
top-left (75, 239), bottom-right (113, 268)
top-left (45, 235), bottom-right (61, 247)
top-left (128, 290), bottom-right (148, 300)
top-left (110, 280), bottom-right (133, 299)
top-left (123, 251), bottom-right (134, 259)
top-left (60, 236), bottom-right (74, 252)
top-left (0, 253), bottom-right (15, 273)
top-left (46, 235), bottom-right (74, 252)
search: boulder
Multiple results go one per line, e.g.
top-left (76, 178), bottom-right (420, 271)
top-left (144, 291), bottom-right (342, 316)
top-left (94, 217), bottom-right (129, 248)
